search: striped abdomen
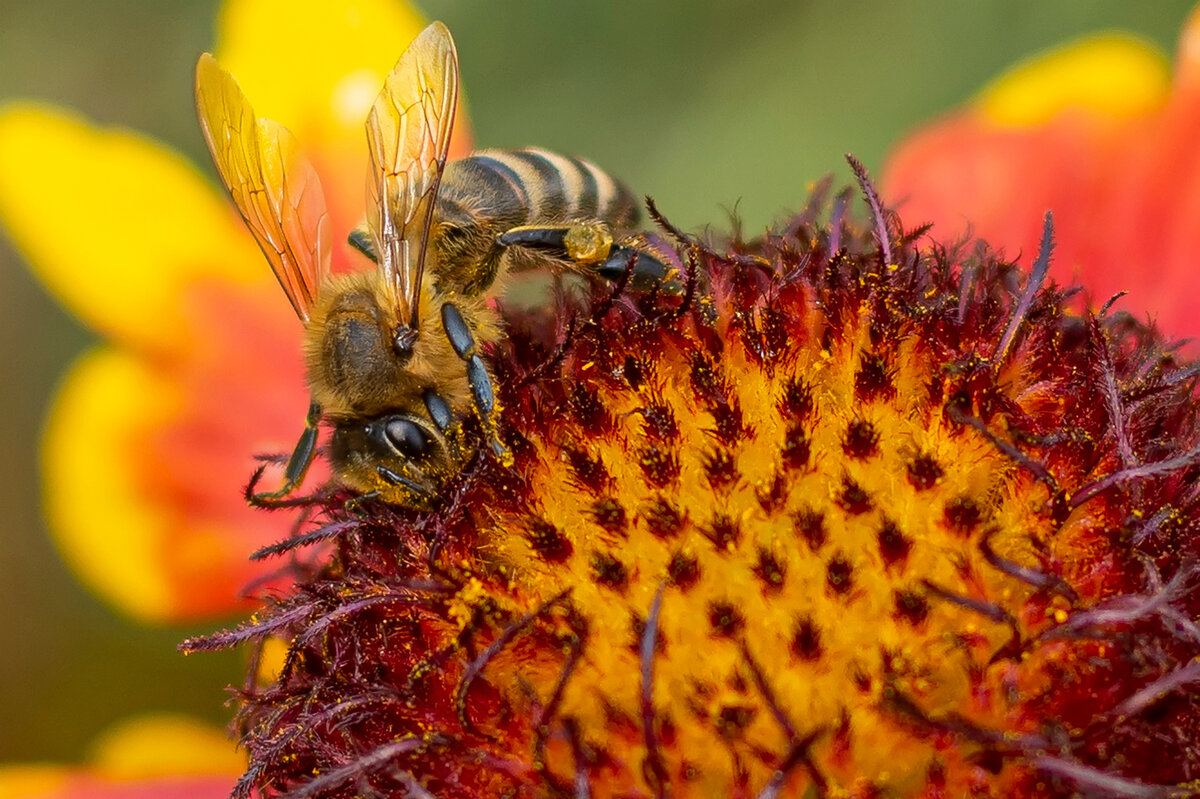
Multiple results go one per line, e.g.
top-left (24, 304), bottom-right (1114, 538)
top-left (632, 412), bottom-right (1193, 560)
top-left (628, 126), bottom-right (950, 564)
top-left (438, 147), bottom-right (640, 234)
top-left (431, 147), bottom-right (643, 296)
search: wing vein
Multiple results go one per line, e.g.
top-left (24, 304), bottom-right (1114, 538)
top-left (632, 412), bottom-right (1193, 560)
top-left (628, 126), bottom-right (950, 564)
top-left (195, 53), bottom-right (331, 322)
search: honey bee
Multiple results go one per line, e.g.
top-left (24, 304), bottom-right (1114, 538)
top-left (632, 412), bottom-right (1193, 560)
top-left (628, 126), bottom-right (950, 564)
top-left (195, 22), bottom-right (667, 504)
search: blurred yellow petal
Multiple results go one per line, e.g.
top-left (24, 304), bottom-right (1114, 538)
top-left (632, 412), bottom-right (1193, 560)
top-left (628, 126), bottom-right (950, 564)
top-left (87, 715), bottom-right (244, 780)
top-left (0, 768), bottom-right (68, 799)
top-left (0, 774), bottom-right (232, 799)
top-left (43, 348), bottom-right (180, 622)
top-left (44, 332), bottom-right (305, 623)
top-left (0, 717), bottom-right (238, 798)
top-left (0, 103), bottom-right (266, 353)
top-left (216, 0), bottom-right (426, 146)
top-left (214, 0), bottom-right (471, 247)
top-left (978, 34), bottom-right (1170, 127)
top-left (255, 635), bottom-right (290, 684)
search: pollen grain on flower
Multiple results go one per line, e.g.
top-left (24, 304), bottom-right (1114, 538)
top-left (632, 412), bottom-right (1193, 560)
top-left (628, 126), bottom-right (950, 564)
top-left (189, 173), bottom-right (1200, 798)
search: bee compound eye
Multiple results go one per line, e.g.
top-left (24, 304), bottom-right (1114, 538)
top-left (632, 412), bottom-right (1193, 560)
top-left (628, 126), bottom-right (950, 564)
top-left (383, 418), bottom-right (431, 460)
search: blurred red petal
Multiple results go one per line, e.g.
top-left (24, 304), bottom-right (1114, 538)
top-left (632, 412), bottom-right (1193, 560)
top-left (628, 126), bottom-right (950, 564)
top-left (883, 25), bottom-right (1200, 343)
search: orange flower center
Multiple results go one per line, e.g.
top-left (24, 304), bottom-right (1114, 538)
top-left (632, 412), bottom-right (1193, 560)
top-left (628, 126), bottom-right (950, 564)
top-left (480, 289), bottom-right (1056, 794)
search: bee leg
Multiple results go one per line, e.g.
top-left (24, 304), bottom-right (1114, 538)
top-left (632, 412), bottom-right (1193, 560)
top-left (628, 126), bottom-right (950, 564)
top-left (497, 223), bottom-right (612, 265)
top-left (423, 389), bottom-right (454, 433)
top-left (249, 400), bottom-right (322, 506)
top-left (496, 224), bottom-right (678, 293)
top-left (423, 388), bottom-right (465, 460)
top-left (375, 465), bottom-right (431, 496)
top-left (347, 227), bottom-right (378, 263)
top-left (440, 303), bottom-right (513, 465)
top-left (594, 243), bottom-right (682, 295)
top-left (343, 490), bottom-right (383, 515)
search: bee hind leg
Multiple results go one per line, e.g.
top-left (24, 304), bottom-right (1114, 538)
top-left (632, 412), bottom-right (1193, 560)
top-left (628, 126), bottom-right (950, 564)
top-left (440, 302), bottom-right (513, 466)
top-left (248, 400), bottom-right (322, 507)
top-left (497, 223), bottom-right (611, 265)
top-left (496, 224), bottom-right (679, 293)
top-left (593, 240), bottom-right (682, 295)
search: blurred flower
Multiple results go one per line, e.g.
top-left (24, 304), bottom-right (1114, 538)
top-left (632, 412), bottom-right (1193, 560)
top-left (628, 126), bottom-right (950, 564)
top-left (0, 0), bottom-right (468, 623)
top-left (883, 8), bottom-right (1200, 344)
top-left (0, 716), bottom-right (242, 798)
top-left (192, 167), bottom-right (1200, 796)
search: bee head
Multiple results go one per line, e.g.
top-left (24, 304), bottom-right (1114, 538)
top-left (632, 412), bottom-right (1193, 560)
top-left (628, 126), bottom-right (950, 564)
top-left (329, 412), bottom-right (451, 499)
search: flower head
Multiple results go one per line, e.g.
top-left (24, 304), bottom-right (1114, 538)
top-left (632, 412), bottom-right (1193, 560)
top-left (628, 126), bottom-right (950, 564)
top-left (192, 167), bottom-right (1200, 797)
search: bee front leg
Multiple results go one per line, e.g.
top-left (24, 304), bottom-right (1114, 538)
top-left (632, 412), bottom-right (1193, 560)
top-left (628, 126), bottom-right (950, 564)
top-left (375, 465), bottom-right (434, 496)
top-left (423, 388), bottom-right (465, 462)
top-left (249, 400), bottom-right (322, 507)
top-left (440, 303), bottom-right (513, 466)
top-left (496, 224), bottom-right (679, 293)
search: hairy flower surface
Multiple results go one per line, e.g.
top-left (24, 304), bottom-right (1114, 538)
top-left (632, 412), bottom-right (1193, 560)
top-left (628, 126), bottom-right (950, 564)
top-left (883, 7), bottom-right (1200, 344)
top-left (0, 0), bottom-right (466, 622)
top-left (192, 171), bottom-right (1200, 798)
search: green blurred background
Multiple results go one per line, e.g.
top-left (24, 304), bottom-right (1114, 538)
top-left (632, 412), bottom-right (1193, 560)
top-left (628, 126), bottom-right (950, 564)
top-left (0, 0), bottom-right (1194, 765)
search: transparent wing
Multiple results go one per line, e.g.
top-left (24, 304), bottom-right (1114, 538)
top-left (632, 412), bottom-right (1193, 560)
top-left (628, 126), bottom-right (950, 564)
top-left (195, 53), bottom-right (331, 322)
top-left (364, 21), bottom-right (459, 328)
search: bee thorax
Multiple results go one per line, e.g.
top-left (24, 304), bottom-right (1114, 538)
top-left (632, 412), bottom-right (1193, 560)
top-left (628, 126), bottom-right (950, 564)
top-left (306, 286), bottom-right (409, 415)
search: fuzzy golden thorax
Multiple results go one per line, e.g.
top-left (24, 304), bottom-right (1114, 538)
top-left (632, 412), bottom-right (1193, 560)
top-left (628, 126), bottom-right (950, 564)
top-left (303, 270), bottom-right (499, 421)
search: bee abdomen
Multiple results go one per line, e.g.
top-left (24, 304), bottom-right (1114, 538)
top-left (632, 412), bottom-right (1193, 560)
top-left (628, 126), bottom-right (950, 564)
top-left (463, 147), bottom-right (639, 230)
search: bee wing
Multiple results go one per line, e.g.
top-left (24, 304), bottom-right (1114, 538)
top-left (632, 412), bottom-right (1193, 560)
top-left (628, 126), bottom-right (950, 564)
top-left (365, 21), bottom-right (459, 329)
top-left (195, 53), bottom-right (331, 323)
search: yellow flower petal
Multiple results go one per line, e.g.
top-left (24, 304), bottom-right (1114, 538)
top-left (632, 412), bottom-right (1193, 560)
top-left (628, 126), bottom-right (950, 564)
top-left (216, 0), bottom-right (427, 148)
top-left (255, 636), bottom-right (290, 685)
top-left (42, 348), bottom-right (179, 623)
top-left (977, 33), bottom-right (1169, 127)
top-left (88, 716), bottom-right (244, 779)
top-left (0, 103), bottom-right (266, 352)
top-left (0, 717), bottom-right (240, 798)
top-left (0, 767), bottom-right (68, 799)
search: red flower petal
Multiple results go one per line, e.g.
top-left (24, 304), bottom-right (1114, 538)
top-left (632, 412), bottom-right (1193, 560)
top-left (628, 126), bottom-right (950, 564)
top-left (883, 28), bottom-right (1200, 343)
